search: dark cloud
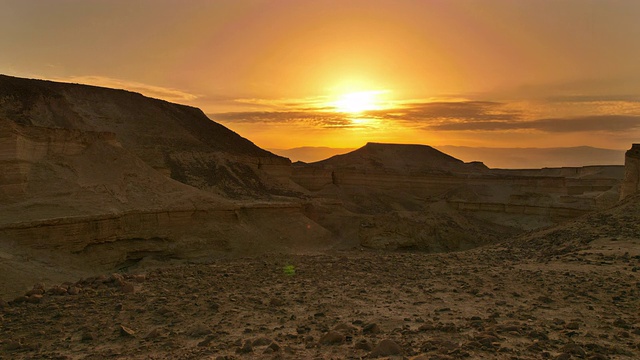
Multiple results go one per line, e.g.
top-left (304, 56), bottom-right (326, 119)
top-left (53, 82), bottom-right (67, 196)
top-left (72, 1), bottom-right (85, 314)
top-left (531, 115), bottom-right (640, 132)
top-left (546, 95), bottom-right (640, 103)
top-left (372, 101), bottom-right (520, 121)
top-left (429, 115), bottom-right (640, 132)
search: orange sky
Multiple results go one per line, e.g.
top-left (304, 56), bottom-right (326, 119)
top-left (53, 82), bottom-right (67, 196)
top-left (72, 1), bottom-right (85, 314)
top-left (1, 0), bottom-right (639, 151)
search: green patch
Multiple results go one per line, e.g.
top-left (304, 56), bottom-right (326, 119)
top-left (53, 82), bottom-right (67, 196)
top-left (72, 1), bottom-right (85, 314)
top-left (283, 265), bottom-right (296, 276)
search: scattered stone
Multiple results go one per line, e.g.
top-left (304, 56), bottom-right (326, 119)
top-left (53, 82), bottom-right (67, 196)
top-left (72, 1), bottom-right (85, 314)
top-left (334, 322), bottom-right (358, 334)
top-left (67, 286), bottom-right (81, 295)
top-left (613, 318), bottom-right (630, 329)
top-left (370, 339), bottom-right (403, 357)
top-left (144, 328), bottom-right (163, 340)
top-left (27, 294), bottom-right (43, 304)
top-left (186, 323), bottom-right (212, 338)
top-left (252, 337), bottom-right (272, 346)
top-left (197, 335), bottom-right (216, 347)
top-left (319, 331), bottom-right (344, 345)
top-left (120, 282), bottom-right (135, 294)
top-left (267, 341), bottom-right (281, 352)
top-left (363, 323), bottom-right (381, 334)
top-left (81, 331), bottom-right (94, 342)
top-left (119, 325), bottom-right (136, 338)
top-left (236, 340), bottom-right (253, 354)
top-left (562, 343), bottom-right (586, 357)
top-left (269, 297), bottom-right (285, 307)
top-left (354, 338), bottom-right (373, 351)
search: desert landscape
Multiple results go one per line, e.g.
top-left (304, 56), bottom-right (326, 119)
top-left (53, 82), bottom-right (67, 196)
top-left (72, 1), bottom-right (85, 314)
top-left (0, 75), bottom-right (639, 359)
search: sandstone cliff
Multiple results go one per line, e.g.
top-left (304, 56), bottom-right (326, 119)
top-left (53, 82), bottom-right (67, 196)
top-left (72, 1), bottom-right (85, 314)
top-left (620, 144), bottom-right (640, 200)
top-left (0, 74), bottom-right (292, 198)
top-left (0, 76), bottom-right (332, 299)
top-left (293, 143), bottom-right (625, 250)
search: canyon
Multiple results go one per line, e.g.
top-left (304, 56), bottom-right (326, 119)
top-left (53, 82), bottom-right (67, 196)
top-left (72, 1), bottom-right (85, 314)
top-left (0, 74), bottom-right (637, 300)
top-left (0, 75), bottom-right (639, 359)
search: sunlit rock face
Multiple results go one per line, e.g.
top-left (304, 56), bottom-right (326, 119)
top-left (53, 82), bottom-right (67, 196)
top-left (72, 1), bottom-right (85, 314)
top-left (620, 144), bottom-right (640, 200)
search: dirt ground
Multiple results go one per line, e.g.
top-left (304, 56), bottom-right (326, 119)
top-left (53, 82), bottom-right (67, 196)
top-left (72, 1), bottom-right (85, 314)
top-left (1, 237), bottom-right (638, 360)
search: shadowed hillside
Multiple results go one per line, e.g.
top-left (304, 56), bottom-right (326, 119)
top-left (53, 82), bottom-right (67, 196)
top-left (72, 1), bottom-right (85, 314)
top-left (0, 74), bottom-right (292, 198)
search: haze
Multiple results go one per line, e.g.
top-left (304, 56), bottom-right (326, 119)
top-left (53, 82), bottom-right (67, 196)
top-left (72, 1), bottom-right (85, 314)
top-left (1, 0), bottom-right (639, 164)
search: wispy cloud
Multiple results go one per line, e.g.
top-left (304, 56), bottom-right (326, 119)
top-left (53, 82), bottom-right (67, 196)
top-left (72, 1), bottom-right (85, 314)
top-left (51, 75), bottom-right (199, 103)
top-left (211, 111), bottom-right (355, 128)
top-left (209, 99), bottom-right (640, 134)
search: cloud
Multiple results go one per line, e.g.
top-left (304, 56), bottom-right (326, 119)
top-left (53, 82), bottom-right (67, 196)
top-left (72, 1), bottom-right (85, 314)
top-left (429, 115), bottom-right (640, 132)
top-left (51, 75), bottom-right (199, 103)
top-left (210, 111), bottom-right (355, 128)
top-left (373, 101), bottom-right (520, 121)
top-left (210, 100), bottom-right (520, 128)
top-left (546, 95), bottom-right (640, 103)
top-left (209, 99), bottom-right (640, 134)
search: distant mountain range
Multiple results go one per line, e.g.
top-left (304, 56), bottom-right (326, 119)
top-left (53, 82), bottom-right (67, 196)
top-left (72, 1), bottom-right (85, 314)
top-left (271, 145), bottom-right (625, 169)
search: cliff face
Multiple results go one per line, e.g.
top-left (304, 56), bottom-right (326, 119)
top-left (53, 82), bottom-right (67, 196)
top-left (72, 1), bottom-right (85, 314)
top-left (0, 74), bottom-right (291, 198)
top-left (293, 143), bottom-right (625, 249)
top-left (0, 76), bottom-right (332, 299)
top-left (620, 144), bottom-right (640, 200)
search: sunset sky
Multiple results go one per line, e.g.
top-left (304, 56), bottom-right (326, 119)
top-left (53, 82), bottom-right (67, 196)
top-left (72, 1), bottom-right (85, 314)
top-left (1, 0), bottom-right (639, 153)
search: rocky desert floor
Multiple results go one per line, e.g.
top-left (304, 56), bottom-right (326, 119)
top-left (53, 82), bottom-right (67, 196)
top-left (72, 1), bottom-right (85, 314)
top-left (1, 232), bottom-right (639, 360)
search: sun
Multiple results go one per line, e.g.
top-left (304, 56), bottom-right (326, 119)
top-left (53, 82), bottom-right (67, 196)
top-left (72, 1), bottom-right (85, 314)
top-left (333, 91), bottom-right (384, 113)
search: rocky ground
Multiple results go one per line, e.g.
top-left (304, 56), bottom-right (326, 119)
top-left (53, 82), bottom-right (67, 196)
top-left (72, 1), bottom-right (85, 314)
top-left (1, 238), bottom-right (639, 359)
top-left (2, 196), bottom-right (640, 360)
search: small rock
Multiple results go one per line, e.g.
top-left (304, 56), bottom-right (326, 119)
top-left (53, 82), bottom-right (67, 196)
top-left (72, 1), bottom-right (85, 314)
top-left (26, 288), bottom-right (44, 296)
top-left (27, 294), bottom-right (43, 304)
top-left (144, 328), bottom-right (163, 340)
top-left (319, 331), bottom-right (344, 345)
top-left (252, 337), bottom-right (272, 346)
top-left (613, 318), bottom-right (629, 329)
top-left (565, 322), bottom-right (580, 330)
top-left (354, 338), bottom-right (373, 351)
top-left (132, 274), bottom-right (146, 283)
top-left (363, 323), bottom-right (381, 334)
top-left (562, 343), bottom-right (586, 357)
top-left (81, 331), bottom-right (94, 342)
top-left (370, 339), bottom-right (403, 357)
top-left (186, 323), bottom-right (212, 338)
top-left (236, 340), bottom-right (253, 354)
top-left (538, 296), bottom-right (554, 304)
top-left (334, 322), bottom-right (358, 334)
top-left (67, 286), bottom-right (81, 295)
top-left (269, 297), bottom-right (285, 307)
top-left (197, 335), bottom-right (216, 347)
top-left (267, 342), bottom-right (281, 352)
top-left (48, 286), bottom-right (68, 296)
top-left (119, 325), bottom-right (136, 338)
top-left (120, 282), bottom-right (135, 294)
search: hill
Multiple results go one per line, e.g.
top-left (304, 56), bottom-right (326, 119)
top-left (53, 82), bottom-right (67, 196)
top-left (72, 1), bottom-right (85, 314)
top-left (437, 145), bottom-right (625, 169)
top-left (314, 142), bottom-right (488, 174)
top-left (0, 74), bottom-right (291, 198)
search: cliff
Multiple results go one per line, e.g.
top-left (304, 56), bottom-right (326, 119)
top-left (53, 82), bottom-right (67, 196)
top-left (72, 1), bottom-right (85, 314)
top-left (0, 74), bottom-right (292, 198)
top-left (292, 143), bottom-right (625, 249)
top-left (0, 76), bottom-right (331, 299)
top-left (620, 144), bottom-right (640, 200)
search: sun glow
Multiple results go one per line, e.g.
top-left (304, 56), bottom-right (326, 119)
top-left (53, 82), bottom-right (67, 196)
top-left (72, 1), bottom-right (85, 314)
top-left (333, 91), bottom-right (386, 113)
